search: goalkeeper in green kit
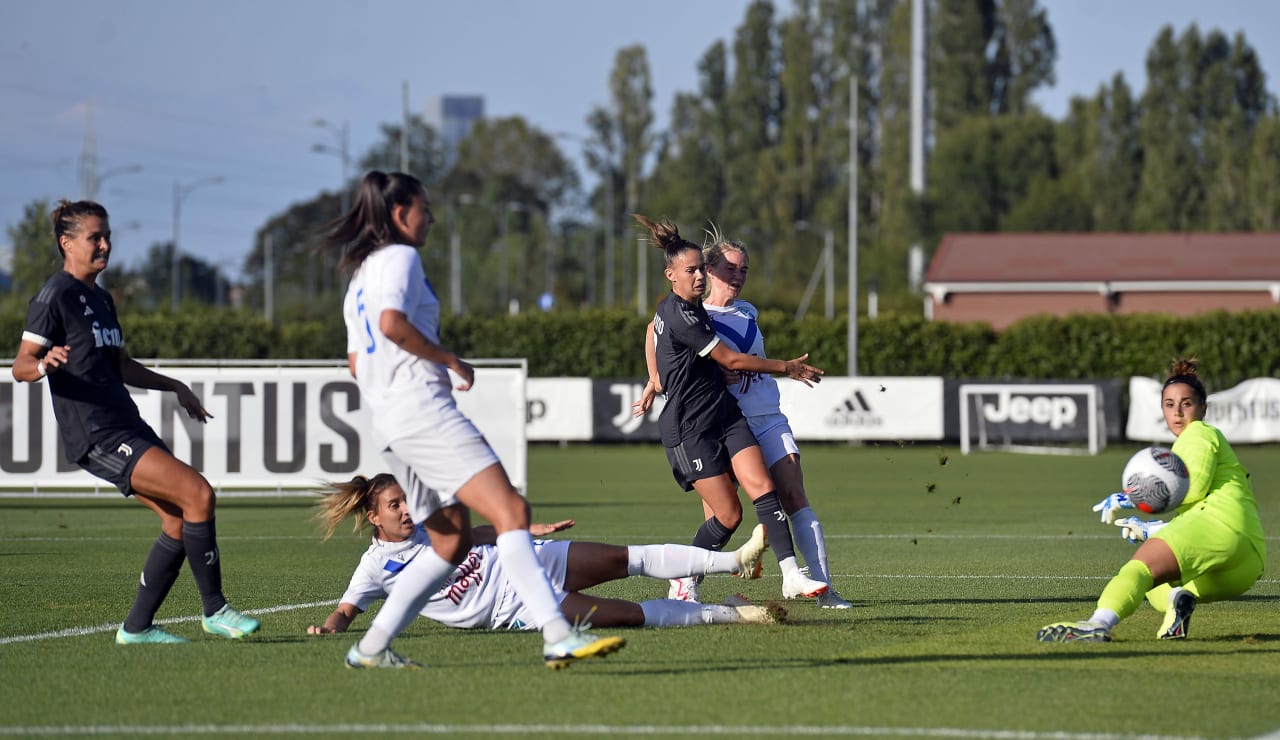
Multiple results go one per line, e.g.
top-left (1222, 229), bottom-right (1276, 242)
top-left (1038, 358), bottom-right (1266, 642)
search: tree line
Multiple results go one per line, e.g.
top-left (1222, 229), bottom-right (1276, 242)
top-left (5, 0), bottom-right (1277, 325)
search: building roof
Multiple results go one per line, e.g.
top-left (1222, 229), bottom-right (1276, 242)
top-left (925, 233), bottom-right (1280, 284)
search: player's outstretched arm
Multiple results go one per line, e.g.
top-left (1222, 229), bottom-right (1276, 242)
top-left (471, 520), bottom-right (575, 545)
top-left (307, 602), bottom-right (363, 634)
top-left (709, 344), bottom-right (824, 387)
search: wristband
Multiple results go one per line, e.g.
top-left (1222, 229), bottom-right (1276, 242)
top-left (37, 361), bottom-right (47, 377)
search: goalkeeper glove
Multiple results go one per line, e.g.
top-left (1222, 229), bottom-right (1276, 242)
top-left (1114, 516), bottom-right (1167, 544)
top-left (1092, 492), bottom-right (1135, 524)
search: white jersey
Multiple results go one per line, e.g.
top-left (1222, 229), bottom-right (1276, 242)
top-left (342, 244), bottom-right (452, 414)
top-left (339, 528), bottom-right (567, 631)
top-left (704, 300), bottom-right (781, 418)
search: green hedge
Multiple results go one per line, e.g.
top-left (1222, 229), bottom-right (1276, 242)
top-left (3, 307), bottom-right (1277, 387)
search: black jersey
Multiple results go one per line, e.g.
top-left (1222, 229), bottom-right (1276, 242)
top-left (652, 291), bottom-right (738, 446)
top-left (22, 271), bottom-right (144, 462)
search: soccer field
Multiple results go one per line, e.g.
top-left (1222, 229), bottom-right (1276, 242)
top-left (2, 443), bottom-right (1278, 739)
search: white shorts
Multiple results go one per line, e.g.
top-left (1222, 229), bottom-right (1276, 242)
top-left (376, 398), bottom-right (501, 524)
top-left (499, 540), bottom-right (571, 630)
top-left (746, 412), bottom-right (800, 468)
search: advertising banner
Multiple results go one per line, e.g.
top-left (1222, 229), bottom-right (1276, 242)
top-left (778, 377), bottom-right (944, 440)
top-left (0, 363), bottom-right (526, 492)
top-left (590, 378), bottom-right (666, 441)
top-left (585, 376), bottom-right (944, 442)
top-left (944, 379), bottom-right (1123, 444)
top-left (526, 378), bottom-right (593, 441)
top-left (1126, 376), bottom-right (1280, 443)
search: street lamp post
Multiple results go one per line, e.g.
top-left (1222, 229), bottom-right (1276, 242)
top-left (553, 130), bottom-right (612, 308)
top-left (793, 221), bottom-right (835, 321)
top-left (87, 164), bottom-right (143, 201)
top-left (498, 201), bottom-right (527, 313)
top-left (171, 175), bottom-right (224, 311)
top-left (449, 194), bottom-right (475, 315)
top-left (312, 119), bottom-right (351, 212)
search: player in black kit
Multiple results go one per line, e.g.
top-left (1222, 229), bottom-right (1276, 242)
top-left (11, 200), bottom-right (260, 644)
top-left (632, 214), bottom-right (830, 602)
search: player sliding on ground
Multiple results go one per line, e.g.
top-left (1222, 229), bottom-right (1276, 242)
top-left (330, 172), bottom-right (622, 669)
top-left (307, 474), bottom-right (785, 657)
top-left (1037, 358), bottom-right (1266, 642)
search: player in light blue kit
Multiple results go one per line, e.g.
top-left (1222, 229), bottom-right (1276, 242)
top-left (632, 215), bottom-right (829, 606)
top-left (306, 474), bottom-right (782, 635)
top-left (640, 232), bottom-right (852, 608)
top-left (1038, 357), bottom-right (1266, 642)
top-left (331, 171), bottom-right (623, 669)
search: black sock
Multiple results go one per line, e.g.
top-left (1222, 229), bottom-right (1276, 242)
top-left (691, 515), bottom-right (736, 552)
top-left (122, 532), bottom-right (185, 633)
top-left (691, 516), bottom-right (736, 585)
top-left (754, 491), bottom-right (796, 562)
top-left (181, 520), bottom-right (228, 617)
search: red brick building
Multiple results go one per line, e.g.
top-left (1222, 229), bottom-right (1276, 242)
top-left (923, 233), bottom-right (1280, 330)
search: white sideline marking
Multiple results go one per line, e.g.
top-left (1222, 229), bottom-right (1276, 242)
top-left (0, 723), bottom-right (1213, 738)
top-left (0, 601), bottom-right (336, 646)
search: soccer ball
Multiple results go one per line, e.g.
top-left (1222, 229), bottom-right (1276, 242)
top-left (1121, 447), bottom-right (1190, 514)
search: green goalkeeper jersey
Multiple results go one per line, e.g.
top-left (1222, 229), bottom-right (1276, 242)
top-left (1170, 420), bottom-right (1266, 561)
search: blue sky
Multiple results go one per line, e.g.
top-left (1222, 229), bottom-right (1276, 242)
top-left (2, 0), bottom-right (1277, 280)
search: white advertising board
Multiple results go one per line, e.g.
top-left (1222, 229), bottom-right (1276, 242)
top-left (0, 362), bottom-right (526, 493)
top-left (778, 376), bottom-right (944, 440)
top-left (1126, 376), bottom-right (1280, 443)
top-left (526, 377), bottom-right (593, 441)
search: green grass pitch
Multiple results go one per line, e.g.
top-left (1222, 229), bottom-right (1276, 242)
top-left (2, 443), bottom-right (1278, 738)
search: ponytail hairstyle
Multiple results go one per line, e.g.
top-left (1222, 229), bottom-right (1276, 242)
top-left (1162, 357), bottom-right (1207, 405)
top-left (50, 199), bottom-right (109, 257)
top-left (328, 171), bottom-right (426, 273)
top-left (633, 214), bottom-right (700, 267)
top-left (702, 222), bottom-right (749, 271)
top-left (313, 473), bottom-right (400, 542)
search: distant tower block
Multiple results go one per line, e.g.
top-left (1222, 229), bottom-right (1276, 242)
top-left (425, 95), bottom-right (485, 168)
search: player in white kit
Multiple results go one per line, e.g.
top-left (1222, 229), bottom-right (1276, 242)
top-left (306, 474), bottom-right (783, 636)
top-left (330, 171), bottom-right (623, 669)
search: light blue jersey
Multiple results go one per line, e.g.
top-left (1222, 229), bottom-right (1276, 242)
top-left (705, 300), bottom-right (782, 418)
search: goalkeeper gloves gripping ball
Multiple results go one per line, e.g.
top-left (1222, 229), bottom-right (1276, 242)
top-left (1092, 492), bottom-right (1136, 524)
top-left (1114, 516), bottom-right (1168, 543)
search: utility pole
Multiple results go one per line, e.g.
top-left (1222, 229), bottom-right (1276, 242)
top-left (171, 176), bottom-right (224, 311)
top-left (401, 82), bottom-right (410, 173)
top-left (847, 77), bottom-right (859, 377)
top-left (313, 119), bottom-right (351, 212)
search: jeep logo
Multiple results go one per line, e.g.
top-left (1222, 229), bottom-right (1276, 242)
top-left (982, 391), bottom-right (1078, 430)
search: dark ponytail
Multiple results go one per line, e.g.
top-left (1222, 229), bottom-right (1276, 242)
top-left (50, 199), bottom-right (109, 257)
top-left (328, 171), bottom-right (426, 273)
top-left (632, 214), bottom-right (699, 267)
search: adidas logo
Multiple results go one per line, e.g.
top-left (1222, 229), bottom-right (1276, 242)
top-left (84, 305), bottom-right (94, 316)
top-left (827, 390), bottom-right (882, 428)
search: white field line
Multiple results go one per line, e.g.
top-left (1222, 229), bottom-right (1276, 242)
top-left (0, 722), bottom-right (1218, 738)
top-left (0, 601), bottom-right (335, 646)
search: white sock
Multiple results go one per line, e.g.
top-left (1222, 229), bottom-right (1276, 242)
top-left (639, 599), bottom-right (739, 626)
top-left (495, 530), bottom-right (572, 643)
top-left (358, 546), bottom-right (456, 655)
top-left (789, 507), bottom-right (831, 583)
top-left (627, 544), bottom-right (737, 578)
top-left (778, 555), bottom-right (804, 579)
top-left (1088, 609), bottom-right (1120, 629)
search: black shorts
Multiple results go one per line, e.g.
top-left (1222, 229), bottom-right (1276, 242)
top-left (664, 414), bottom-right (759, 492)
top-left (78, 426), bottom-right (168, 496)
